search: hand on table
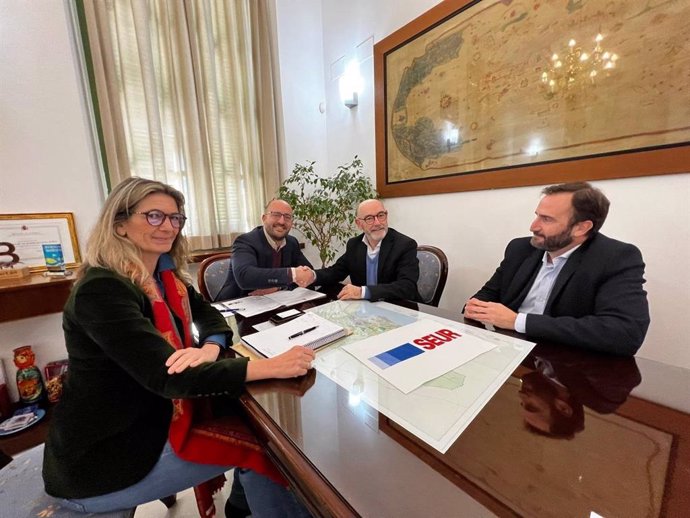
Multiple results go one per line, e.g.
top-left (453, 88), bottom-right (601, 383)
top-left (337, 284), bottom-right (363, 300)
top-left (166, 343), bottom-right (220, 374)
top-left (463, 298), bottom-right (517, 330)
top-left (246, 345), bottom-right (316, 380)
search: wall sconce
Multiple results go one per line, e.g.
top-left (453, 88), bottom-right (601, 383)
top-left (339, 59), bottom-right (363, 109)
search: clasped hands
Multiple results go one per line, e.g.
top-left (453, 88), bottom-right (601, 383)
top-left (463, 298), bottom-right (517, 330)
top-left (293, 265), bottom-right (316, 288)
top-left (293, 266), bottom-right (363, 299)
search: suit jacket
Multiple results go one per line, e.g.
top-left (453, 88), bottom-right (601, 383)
top-left (43, 267), bottom-right (246, 498)
top-left (315, 228), bottom-right (420, 302)
top-left (217, 226), bottom-right (312, 300)
top-left (472, 233), bottom-right (650, 355)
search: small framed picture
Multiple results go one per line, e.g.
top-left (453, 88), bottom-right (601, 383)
top-left (0, 213), bottom-right (81, 272)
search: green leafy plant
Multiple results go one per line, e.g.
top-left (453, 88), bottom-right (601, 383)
top-left (279, 156), bottom-right (377, 267)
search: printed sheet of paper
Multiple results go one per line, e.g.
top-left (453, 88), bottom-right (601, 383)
top-left (343, 319), bottom-right (496, 394)
top-left (213, 296), bottom-right (281, 318)
top-left (214, 288), bottom-right (325, 318)
top-left (264, 287), bottom-right (326, 306)
top-left (306, 300), bottom-right (536, 452)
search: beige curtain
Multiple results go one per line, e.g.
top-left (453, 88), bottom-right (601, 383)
top-left (82, 0), bottom-right (282, 249)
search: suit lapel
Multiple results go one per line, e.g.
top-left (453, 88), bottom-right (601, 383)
top-left (544, 244), bottom-right (586, 313)
top-left (377, 232), bottom-right (393, 279)
top-left (355, 237), bottom-right (368, 278)
top-left (506, 248), bottom-right (543, 308)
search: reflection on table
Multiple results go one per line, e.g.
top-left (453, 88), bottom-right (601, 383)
top-left (229, 291), bottom-right (690, 518)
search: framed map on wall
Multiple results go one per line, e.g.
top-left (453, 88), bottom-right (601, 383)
top-left (374, 0), bottom-right (690, 197)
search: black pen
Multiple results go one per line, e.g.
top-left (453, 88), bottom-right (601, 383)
top-left (288, 326), bottom-right (318, 340)
top-left (222, 303), bottom-right (245, 312)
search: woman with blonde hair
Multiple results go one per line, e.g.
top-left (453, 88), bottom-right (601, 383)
top-left (43, 177), bottom-right (313, 517)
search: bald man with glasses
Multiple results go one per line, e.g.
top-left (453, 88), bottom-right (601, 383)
top-left (308, 199), bottom-right (420, 301)
top-left (217, 199), bottom-right (314, 300)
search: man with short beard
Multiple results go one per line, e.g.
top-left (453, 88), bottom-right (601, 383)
top-left (217, 199), bottom-right (314, 300)
top-left (464, 182), bottom-right (650, 356)
top-left (309, 199), bottom-right (420, 301)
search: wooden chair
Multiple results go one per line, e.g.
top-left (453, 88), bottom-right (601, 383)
top-left (197, 252), bottom-right (232, 301)
top-left (416, 245), bottom-right (448, 307)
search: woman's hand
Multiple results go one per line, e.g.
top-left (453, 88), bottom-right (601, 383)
top-left (246, 346), bottom-right (315, 381)
top-left (165, 343), bottom-right (221, 374)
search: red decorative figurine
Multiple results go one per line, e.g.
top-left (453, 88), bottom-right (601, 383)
top-left (13, 346), bottom-right (45, 405)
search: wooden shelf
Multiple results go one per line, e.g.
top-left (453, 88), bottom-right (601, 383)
top-left (0, 273), bottom-right (75, 323)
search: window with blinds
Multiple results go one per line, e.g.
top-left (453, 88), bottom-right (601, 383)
top-left (79, 0), bottom-right (279, 250)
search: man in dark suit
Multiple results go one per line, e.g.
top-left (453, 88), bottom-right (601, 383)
top-left (217, 199), bottom-right (314, 300)
top-left (309, 199), bottom-right (420, 301)
top-left (464, 182), bottom-right (650, 355)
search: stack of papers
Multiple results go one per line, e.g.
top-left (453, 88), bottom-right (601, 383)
top-left (213, 296), bottom-right (281, 318)
top-left (264, 287), bottom-right (326, 306)
top-left (212, 288), bottom-right (326, 318)
top-left (242, 313), bottom-right (348, 358)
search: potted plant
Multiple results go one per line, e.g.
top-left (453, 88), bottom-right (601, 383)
top-left (279, 156), bottom-right (377, 267)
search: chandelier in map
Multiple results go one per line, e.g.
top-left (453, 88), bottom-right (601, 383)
top-left (541, 34), bottom-right (619, 99)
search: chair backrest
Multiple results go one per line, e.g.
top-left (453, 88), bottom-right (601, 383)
top-left (197, 253), bottom-right (232, 302)
top-left (416, 245), bottom-right (448, 307)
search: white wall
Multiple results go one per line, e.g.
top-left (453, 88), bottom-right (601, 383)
top-left (0, 0), bottom-right (104, 400)
top-left (0, 0), bottom-right (687, 410)
top-left (272, 0), bottom-right (328, 176)
top-left (274, 0), bottom-right (690, 369)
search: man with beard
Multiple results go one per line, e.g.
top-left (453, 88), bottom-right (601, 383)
top-left (309, 199), bottom-right (420, 301)
top-left (217, 199), bottom-right (314, 300)
top-left (464, 182), bottom-right (650, 355)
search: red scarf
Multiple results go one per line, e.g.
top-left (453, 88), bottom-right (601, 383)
top-left (142, 269), bottom-right (284, 517)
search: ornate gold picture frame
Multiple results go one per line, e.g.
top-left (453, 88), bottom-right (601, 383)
top-left (375, 0), bottom-right (690, 197)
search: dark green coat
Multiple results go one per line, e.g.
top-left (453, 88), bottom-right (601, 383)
top-left (43, 267), bottom-right (247, 498)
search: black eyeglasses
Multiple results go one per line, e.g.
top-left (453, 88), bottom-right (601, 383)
top-left (266, 211), bottom-right (294, 221)
top-left (357, 211), bottom-right (388, 224)
top-left (132, 210), bottom-right (187, 229)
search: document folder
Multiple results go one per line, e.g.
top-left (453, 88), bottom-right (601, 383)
top-left (241, 313), bottom-right (348, 358)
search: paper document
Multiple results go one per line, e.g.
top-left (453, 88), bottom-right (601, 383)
top-left (212, 297), bottom-right (281, 318)
top-left (305, 300), bottom-right (535, 453)
top-left (242, 313), bottom-right (348, 358)
top-left (213, 288), bottom-right (325, 318)
top-left (264, 287), bottom-right (326, 306)
top-left (252, 320), bottom-right (276, 332)
top-left (343, 318), bottom-right (497, 394)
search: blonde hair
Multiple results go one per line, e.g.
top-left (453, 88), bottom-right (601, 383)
top-left (79, 177), bottom-right (191, 287)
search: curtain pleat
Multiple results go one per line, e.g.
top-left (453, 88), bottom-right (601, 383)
top-left (82, 0), bottom-right (282, 250)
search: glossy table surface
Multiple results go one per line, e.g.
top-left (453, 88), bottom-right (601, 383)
top-left (233, 297), bottom-right (690, 518)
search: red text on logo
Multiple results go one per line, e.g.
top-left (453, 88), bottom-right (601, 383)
top-left (412, 329), bottom-right (462, 350)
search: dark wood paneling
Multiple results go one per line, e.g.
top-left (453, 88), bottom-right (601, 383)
top-left (0, 274), bottom-right (74, 323)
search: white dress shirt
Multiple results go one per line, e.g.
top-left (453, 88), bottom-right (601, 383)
top-left (514, 244), bottom-right (581, 333)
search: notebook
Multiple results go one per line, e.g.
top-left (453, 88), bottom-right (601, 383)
top-left (241, 313), bottom-right (348, 358)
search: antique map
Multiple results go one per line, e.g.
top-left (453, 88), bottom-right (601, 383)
top-left (386, 0), bottom-right (690, 182)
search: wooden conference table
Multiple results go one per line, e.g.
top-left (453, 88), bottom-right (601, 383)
top-left (231, 295), bottom-right (690, 518)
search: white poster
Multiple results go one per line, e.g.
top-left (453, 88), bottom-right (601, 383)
top-left (343, 318), bottom-right (497, 394)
